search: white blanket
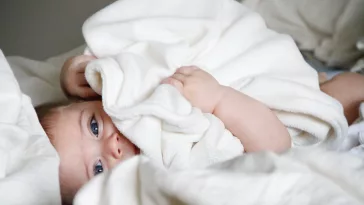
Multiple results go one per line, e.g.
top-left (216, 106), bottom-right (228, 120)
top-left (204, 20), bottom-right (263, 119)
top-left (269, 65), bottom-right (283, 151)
top-left (75, 148), bottom-right (364, 205)
top-left (83, 0), bottom-right (348, 169)
top-left (0, 50), bottom-right (61, 205)
top-left (243, 0), bottom-right (364, 69)
top-left (7, 45), bottom-right (85, 107)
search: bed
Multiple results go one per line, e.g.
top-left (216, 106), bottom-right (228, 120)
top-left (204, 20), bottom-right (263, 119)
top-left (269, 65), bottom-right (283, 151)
top-left (0, 50), bottom-right (60, 205)
top-left (1, 0), bottom-right (364, 205)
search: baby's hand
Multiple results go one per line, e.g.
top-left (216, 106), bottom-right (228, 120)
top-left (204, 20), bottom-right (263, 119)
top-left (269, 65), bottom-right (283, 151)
top-left (162, 66), bottom-right (225, 113)
top-left (61, 55), bottom-right (99, 99)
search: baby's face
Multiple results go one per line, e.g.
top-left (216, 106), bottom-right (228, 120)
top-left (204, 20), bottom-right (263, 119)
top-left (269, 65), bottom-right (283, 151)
top-left (51, 101), bottom-right (139, 194)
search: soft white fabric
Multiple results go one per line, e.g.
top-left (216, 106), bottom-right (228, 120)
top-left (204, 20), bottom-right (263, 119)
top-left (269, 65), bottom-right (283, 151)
top-left (243, 0), bottom-right (364, 69)
top-left (345, 103), bottom-right (364, 157)
top-left (0, 50), bottom-right (61, 205)
top-left (83, 0), bottom-right (348, 169)
top-left (351, 37), bottom-right (364, 73)
top-left (6, 45), bottom-right (85, 107)
top-left (75, 147), bottom-right (364, 205)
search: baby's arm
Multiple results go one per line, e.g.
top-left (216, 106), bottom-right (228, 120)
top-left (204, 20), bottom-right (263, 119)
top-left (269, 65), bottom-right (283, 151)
top-left (213, 86), bottom-right (291, 153)
top-left (320, 72), bottom-right (364, 125)
top-left (163, 66), bottom-right (291, 153)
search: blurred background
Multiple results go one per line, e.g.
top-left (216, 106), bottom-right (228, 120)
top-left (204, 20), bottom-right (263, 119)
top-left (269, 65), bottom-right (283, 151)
top-left (0, 0), bottom-right (115, 60)
top-left (0, 0), bottom-right (363, 70)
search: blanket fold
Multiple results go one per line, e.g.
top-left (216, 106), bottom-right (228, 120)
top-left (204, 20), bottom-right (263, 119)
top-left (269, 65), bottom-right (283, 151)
top-left (75, 149), bottom-right (364, 205)
top-left (0, 50), bottom-right (61, 205)
top-left (83, 0), bottom-right (347, 169)
top-left (243, 0), bottom-right (364, 68)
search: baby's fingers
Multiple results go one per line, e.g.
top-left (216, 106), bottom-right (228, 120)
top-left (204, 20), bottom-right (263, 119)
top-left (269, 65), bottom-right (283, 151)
top-left (161, 77), bottom-right (184, 93)
top-left (74, 55), bottom-right (97, 72)
top-left (75, 61), bottom-right (90, 73)
top-left (76, 73), bottom-right (88, 86)
top-left (170, 73), bottom-right (187, 83)
top-left (176, 66), bottom-right (198, 75)
top-left (76, 87), bottom-right (99, 99)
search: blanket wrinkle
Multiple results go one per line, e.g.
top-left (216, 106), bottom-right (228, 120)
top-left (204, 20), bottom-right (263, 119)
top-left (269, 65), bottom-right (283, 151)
top-left (83, 0), bottom-right (347, 170)
top-left (243, 0), bottom-right (364, 68)
top-left (0, 50), bottom-right (61, 205)
top-left (75, 149), bottom-right (364, 205)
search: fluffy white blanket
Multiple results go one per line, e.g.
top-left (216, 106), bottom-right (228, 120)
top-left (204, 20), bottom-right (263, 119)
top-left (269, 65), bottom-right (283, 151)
top-left (75, 148), bottom-right (364, 205)
top-left (83, 0), bottom-right (347, 169)
top-left (243, 0), bottom-right (364, 68)
top-left (0, 50), bottom-right (61, 204)
top-left (6, 45), bottom-right (85, 107)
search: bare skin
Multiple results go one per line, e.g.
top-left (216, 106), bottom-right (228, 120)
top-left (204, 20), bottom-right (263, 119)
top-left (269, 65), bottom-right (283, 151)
top-left (49, 101), bottom-right (138, 198)
top-left (320, 72), bottom-right (364, 125)
top-left (161, 66), bottom-right (291, 153)
top-left (60, 55), bottom-right (99, 99)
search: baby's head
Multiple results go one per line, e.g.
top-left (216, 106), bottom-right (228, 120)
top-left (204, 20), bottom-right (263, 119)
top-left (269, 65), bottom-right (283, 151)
top-left (36, 101), bottom-right (139, 204)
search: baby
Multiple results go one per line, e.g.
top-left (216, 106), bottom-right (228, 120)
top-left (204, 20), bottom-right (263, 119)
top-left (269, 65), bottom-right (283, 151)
top-left (37, 55), bottom-right (364, 204)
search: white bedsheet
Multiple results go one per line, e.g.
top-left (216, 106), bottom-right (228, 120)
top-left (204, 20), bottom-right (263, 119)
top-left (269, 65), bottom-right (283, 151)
top-left (0, 0), bottom-right (360, 204)
top-left (243, 0), bottom-right (364, 68)
top-left (6, 45), bottom-right (85, 107)
top-left (83, 0), bottom-right (347, 169)
top-left (0, 50), bottom-right (61, 205)
top-left (75, 148), bottom-right (364, 205)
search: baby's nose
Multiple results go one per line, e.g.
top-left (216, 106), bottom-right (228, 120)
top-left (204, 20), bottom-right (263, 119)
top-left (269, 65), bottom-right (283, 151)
top-left (106, 133), bottom-right (123, 159)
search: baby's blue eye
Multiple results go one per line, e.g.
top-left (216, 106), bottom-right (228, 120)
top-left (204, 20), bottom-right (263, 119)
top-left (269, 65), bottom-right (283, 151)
top-left (93, 160), bottom-right (103, 176)
top-left (90, 116), bottom-right (99, 137)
